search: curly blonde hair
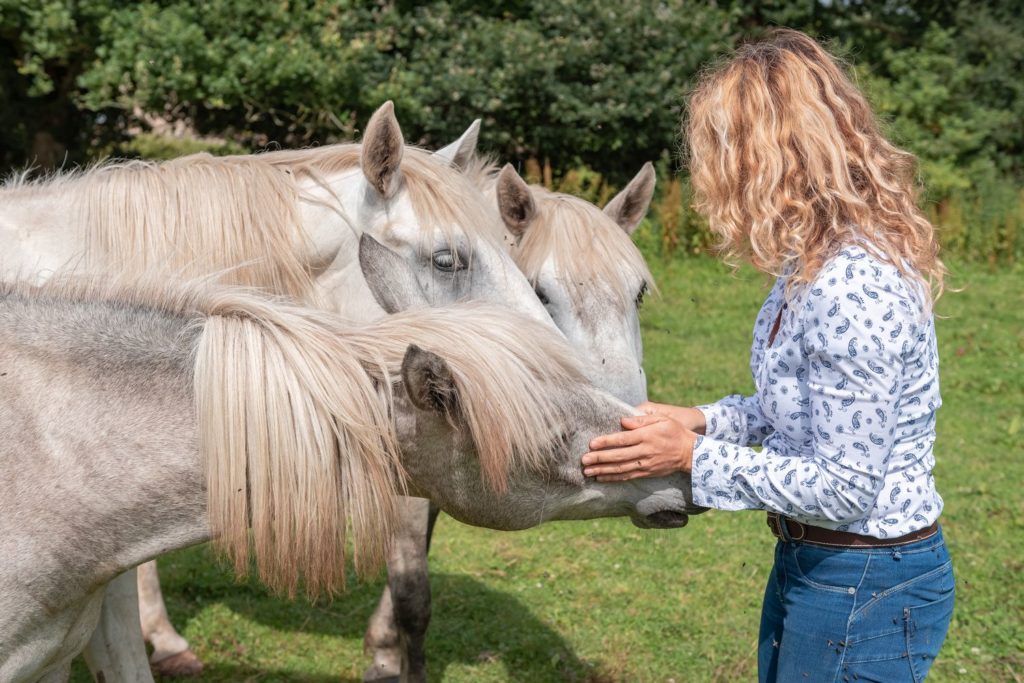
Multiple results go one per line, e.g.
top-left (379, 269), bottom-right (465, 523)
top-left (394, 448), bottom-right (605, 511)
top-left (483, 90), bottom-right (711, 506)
top-left (686, 29), bottom-right (945, 301)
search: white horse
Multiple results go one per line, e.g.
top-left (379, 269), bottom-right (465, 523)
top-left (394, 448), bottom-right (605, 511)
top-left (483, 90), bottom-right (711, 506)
top-left (0, 103), bottom-right (562, 677)
top-left (2, 103), bottom-right (549, 324)
top-left (0, 277), bottom-right (701, 682)
top-left (0, 105), bottom-right (669, 678)
top-left (361, 162), bottom-right (663, 681)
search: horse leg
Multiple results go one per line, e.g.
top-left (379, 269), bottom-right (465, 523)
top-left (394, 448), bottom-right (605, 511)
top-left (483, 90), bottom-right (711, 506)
top-left (82, 568), bottom-right (154, 683)
top-left (363, 497), bottom-right (439, 683)
top-left (137, 560), bottom-right (203, 676)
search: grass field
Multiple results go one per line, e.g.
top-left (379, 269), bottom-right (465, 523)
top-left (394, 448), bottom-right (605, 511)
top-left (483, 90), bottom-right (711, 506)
top-left (71, 256), bottom-right (1023, 682)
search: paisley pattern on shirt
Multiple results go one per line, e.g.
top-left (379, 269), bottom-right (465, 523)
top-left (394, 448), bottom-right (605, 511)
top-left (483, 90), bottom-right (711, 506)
top-left (692, 246), bottom-right (943, 538)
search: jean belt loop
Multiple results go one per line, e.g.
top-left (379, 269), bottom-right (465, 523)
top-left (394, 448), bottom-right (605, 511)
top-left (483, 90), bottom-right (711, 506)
top-left (778, 515), bottom-right (793, 543)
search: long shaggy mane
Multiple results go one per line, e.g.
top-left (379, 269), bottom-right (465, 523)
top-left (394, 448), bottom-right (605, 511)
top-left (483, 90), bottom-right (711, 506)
top-left (3, 142), bottom-right (508, 301)
top-left (0, 276), bottom-right (583, 596)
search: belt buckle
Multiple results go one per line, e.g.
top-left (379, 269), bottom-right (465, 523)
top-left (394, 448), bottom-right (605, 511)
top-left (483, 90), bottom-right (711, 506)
top-left (767, 513), bottom-right (783, 540)
top-left (788, 518), bottom-right (807, 542)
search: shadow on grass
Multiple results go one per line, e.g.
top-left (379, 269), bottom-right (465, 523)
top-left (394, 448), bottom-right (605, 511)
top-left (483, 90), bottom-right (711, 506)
top-left (150, 544), bottom-right (601, 682)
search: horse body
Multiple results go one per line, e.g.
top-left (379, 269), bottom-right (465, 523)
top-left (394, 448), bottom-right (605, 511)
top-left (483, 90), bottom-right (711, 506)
top-left (0, 296), bottom-right (205, 681)
top-left (0, 280), bottom-right (699, 682)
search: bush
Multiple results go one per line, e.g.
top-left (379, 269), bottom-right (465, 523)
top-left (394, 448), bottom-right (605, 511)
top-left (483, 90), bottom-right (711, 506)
top-left (2, 1), bottom-right (1022, 262)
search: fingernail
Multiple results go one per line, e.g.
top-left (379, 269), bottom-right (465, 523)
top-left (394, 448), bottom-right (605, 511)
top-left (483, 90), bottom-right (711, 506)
top-left (582, 454), bottom-right (593, 465)
top-left (583, 468), bottom-right (594, 476)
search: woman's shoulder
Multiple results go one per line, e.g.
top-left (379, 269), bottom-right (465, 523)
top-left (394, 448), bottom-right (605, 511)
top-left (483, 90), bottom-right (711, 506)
top-left (799, 244), bottom-right (929, 356)
top-left (808, 244), bottom-right (924, 312)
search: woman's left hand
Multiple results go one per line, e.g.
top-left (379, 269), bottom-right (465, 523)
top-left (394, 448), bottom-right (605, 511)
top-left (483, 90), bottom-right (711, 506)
top-left (581, 414), bottom-right (698, 482)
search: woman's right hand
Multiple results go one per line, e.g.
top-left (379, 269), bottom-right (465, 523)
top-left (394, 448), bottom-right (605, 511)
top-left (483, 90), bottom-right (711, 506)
top-left (637, 401), bottom-right (707, 435)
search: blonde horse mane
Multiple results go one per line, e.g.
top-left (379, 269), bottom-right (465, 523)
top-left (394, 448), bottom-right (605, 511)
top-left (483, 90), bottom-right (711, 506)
top-left (514, 187), bottom-right (653, 309)
top-left (462, 157), bottom-right (653, 308)
top-left (4, 141), bottom-right (508, 304)
top-left (1, 275), bottom-right (584, 595)
top-left (74, 155), bottom-right (315, 300)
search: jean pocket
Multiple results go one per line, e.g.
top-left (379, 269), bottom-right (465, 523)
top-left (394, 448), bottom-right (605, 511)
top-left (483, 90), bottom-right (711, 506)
top-left (789, 543), bottom-right (870, 593)
top-left (907, 583), bottom-right (955, 682)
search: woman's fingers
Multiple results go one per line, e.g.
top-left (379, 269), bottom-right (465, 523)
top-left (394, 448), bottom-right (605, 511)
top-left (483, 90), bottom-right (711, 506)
top-left (620, 414), bottom-right (664, 429)
top-left (582, 414), bottom-right (696, 479)
top-left (581, 446), bottom-right (643, 473)
top-left (588, 426), bottom-right (646, 451)
top-left (595, 470), bottom-right (652, 483)
top-left (588, 414), bottom-right (667, 451)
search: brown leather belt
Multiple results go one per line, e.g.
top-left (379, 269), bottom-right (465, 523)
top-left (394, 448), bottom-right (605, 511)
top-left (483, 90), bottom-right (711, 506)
top-left (766, 512), bottom-right (939, 548)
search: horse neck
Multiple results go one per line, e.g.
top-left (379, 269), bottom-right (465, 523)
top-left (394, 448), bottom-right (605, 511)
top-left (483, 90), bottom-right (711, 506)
top-left (293, 167), bottom-right (392, 323)
top-left (0, 183), bottom-right (87, 280)
top-left (0, 300), bottom-right (210, 592)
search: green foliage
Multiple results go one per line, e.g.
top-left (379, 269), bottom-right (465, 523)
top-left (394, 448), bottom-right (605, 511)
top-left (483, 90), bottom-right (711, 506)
top-left (119, 132), bottom-right (246, 161)
top-left (1, 0), bottom-right (1023, 261)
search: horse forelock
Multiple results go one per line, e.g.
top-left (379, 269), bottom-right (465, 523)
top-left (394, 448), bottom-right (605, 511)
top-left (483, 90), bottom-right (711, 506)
top-left (353, 303), bottom-right (586, 492)
top-left (514, 188), bottom-right (654, 309)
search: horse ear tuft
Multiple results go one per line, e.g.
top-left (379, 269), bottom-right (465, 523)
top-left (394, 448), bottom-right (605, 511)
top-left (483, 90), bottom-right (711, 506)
top-left (495, 164), bottom-right (537, 241)
top-left (361, 101), bottom-right (405, 198)
top-left (433, 119), bottom-right (481, 170)
top-left (401, 345), bottom-right (461, 421)
top-left (604, 162), bottom-right (656, 235)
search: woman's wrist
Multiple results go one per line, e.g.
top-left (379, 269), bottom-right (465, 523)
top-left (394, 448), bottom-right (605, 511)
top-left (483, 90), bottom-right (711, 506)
top-left (681, 406), bottom-right (707, 435)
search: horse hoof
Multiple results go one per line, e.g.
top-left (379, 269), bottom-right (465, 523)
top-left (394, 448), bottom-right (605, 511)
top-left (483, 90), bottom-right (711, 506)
top-left (362, 663), bottom-right (400, 683)
top-left (152, 650), bottom-right (204, 677)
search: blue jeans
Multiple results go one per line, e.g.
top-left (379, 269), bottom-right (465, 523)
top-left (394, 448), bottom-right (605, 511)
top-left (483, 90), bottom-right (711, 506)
top-left (759, 526), bottom-right (954, 682)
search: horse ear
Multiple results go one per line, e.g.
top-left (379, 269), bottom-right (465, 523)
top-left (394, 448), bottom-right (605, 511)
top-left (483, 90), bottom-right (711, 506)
top-left (358, 234), bottom-right (428, 313)
top-left (401, 345), bottom-right (461, 420)
top-left (495, 163), bottom-right (536, 240)
top-left (603, 162), bottom-right (656, 235)
top-left (432, 119), bottom-right (481, 170)
top-left (361, 101), bottom-right (405, 198)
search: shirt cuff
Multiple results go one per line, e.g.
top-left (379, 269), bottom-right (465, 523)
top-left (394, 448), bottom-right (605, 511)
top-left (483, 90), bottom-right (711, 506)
top-left (689, 434), bottom-right (749, 511)
top-left (696, 401), bottom-right (744, 443)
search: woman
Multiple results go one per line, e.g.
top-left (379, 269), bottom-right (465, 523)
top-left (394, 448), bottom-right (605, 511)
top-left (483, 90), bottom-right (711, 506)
top-left (582, 29), bottom-right (953, 682)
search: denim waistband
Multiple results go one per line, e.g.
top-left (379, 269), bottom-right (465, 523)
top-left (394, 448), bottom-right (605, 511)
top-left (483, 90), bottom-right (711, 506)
top-left (781, 524), bottom-right (948, 555)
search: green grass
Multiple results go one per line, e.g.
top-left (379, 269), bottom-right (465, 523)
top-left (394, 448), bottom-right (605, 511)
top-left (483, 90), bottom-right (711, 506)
top-left (72, 257), bottom-right (1024, 682)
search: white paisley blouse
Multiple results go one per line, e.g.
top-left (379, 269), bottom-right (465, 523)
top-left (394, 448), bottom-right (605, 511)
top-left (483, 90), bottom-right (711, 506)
top-left (690, 245), bottom-right (944, 538)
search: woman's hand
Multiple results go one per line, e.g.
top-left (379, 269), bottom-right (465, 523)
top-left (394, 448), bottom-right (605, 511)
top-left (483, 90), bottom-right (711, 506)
top-left (581, 413), bottom-right (699, 482)
top-left (637, 401), bottom-right (707, 435)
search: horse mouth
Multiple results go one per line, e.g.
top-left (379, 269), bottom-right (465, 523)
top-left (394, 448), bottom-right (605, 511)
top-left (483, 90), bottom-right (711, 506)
top-left (632, 509), bottom-right (691, 529)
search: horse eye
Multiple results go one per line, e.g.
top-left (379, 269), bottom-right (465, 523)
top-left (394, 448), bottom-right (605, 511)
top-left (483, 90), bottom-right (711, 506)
top-left (635, 283), bottom-right (648, 308)
top-left (535, 287), bottom-right (550, 306)
top-left (431, 250), bottom-right (458, 272)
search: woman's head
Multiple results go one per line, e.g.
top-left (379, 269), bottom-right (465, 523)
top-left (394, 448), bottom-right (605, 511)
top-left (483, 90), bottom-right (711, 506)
top-left (686, 29), bottom-right (944, 298)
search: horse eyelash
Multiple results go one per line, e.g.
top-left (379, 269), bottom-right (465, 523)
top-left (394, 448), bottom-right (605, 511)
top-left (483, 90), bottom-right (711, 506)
top-left (635, 283), bottom-right (648, 308)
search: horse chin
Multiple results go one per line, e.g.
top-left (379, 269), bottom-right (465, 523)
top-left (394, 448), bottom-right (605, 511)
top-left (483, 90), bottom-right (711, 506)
top-left (631, 509), bottom-right (691, 529)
